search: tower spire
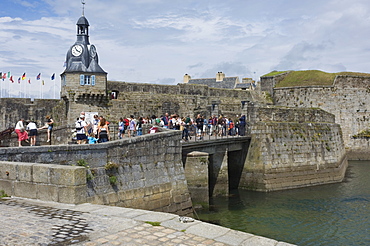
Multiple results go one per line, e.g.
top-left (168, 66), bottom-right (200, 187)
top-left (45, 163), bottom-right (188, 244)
top-left (81, 0), bottom-right (85, 16)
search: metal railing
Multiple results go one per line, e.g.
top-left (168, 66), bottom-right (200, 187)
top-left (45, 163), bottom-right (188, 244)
top-left (179, 124), bottom-right (251, 142)
top-left (79, 123), bottom-right (250, 142)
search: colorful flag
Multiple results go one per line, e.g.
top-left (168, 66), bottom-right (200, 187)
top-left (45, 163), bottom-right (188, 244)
top-left (3, 73), bottom-right (7, 80)
top-left (18, 77), bottom-right (21, 83)
top-left (9, 76), bottom-right (14, 83)
top-left (51, 73), bottom-right (55, 80)
top-left (42, 80), bottom-right (44, 85)
top-left (28, 78), bottom-right (31, 84)
top-left (22, 73), bottom-right (26, 80)
top-left (7, 72), bottom-right (10, 78)
top-left (36, 73), bottom-right (41, 80)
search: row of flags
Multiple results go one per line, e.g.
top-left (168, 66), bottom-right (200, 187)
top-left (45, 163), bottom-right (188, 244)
top-left (0, 72), bottom-right (55, 85)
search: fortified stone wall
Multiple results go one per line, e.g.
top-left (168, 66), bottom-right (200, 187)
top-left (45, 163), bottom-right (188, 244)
top-left (53, 81), bottom-right (261, 128)
top-left (106, 81), bottom-right (260, 121)
top-left (245, 105), bottom-right (335, 124)
top-left (238, 105), bottom-right (347, 191)
top-left (260, 72), bottom-right (290, 96)
top-left (0, 130), bottom-right (192, 216)
top-left (0, 81), bottom-right (261, 136)
top-left (0, 98), bottom-right (60, 130)
top-left (272, 75), bottom-right (370, 152)
top-left (240, 121), bottom-right (348, 191)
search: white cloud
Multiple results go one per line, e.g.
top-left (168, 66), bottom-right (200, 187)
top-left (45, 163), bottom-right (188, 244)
top-left (1, 0), bottom-right (370, 98)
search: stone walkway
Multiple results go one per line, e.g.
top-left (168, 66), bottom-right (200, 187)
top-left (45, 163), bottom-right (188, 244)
top-left (0, 197), bottom-right (295, 246)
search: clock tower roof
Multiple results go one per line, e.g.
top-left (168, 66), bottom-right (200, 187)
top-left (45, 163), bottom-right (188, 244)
top-left (63, 14), bottom-right (106, 75)
top-left (77, 16), bottom-right (89, 26)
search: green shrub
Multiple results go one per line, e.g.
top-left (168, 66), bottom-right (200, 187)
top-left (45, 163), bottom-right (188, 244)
top-left (109, 175), bottom-right (118, 185)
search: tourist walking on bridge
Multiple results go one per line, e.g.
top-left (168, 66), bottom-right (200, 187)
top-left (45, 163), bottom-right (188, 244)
top-left (75, 115), bottom-right (88, 144)
top-left (118, 117), bottom-right (125, 139)
top-left (98, 118), bottom-right (110, 142)
top-left (195, 114), bottom-right (204, 140)
top-left (239, 114), bottom-right (246, 136)
top-left (128, 115), bottom-right (136, 137)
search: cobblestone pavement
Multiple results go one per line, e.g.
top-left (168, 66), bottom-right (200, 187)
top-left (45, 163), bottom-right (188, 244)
top-left (0, 197), bottom-right (295, 246)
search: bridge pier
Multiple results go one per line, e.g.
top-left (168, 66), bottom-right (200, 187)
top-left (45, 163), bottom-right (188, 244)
top-left (184, 150), bottom-right (230, 205)
top-left (182, 138), bottom-right (250, 206)
top-left (209, 150), bottom-right (229, 197)
top-left (184, 151), bottom-right (209, 205)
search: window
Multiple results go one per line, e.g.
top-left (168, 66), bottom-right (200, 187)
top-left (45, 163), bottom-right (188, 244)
top-left (80, 74), bottom-right (96, 86)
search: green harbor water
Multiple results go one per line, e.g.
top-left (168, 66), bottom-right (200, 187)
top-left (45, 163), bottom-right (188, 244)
top-left (196, 161), bottom-right (370, 246)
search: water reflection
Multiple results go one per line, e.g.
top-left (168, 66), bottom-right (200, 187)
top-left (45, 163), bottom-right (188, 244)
top-left (196, 161), bottom-right (370, 246)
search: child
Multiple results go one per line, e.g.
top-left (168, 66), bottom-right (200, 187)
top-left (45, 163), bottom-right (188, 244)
top-left (88, 132), bottom-right (99, 144)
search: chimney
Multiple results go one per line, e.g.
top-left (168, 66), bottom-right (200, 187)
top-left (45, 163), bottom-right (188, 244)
top-left (183, 74), bottom-right (191, 83)
top-left (216, 71), bottom-right (225, 82)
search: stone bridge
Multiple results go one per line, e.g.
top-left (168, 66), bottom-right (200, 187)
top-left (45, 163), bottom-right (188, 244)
top-left (182, 137), bottom-right (251, 205)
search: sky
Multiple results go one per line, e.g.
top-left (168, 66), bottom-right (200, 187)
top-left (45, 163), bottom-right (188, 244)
top-left (1, 0), bottom-right (370, 99)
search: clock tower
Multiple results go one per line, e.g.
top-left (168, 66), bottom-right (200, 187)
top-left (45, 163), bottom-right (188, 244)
top-left (60, 6), bottom-right (108, 125)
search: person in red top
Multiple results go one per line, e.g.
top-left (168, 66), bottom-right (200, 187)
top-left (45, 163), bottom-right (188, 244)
top-left (228, 118), bottom-right (235, 136)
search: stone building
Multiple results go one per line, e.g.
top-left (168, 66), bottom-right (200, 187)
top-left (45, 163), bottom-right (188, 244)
top-left (184, 72), bottom-right (240, 89)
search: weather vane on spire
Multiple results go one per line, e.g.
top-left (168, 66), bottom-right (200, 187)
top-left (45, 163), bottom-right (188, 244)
top-left (81, 0), bottom-right (86, 16)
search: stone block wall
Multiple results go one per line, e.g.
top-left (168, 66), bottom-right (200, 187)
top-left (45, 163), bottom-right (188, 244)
top-left (272, 75), bottom-right (370, 151)
top-left (260, 72), bottom-right (290, 96)
top-left (245, 105), bottom-right (335, 124)
top-left (0, 161), bottom-right (86, 204)
top-left (239, 121), bottom-right (348, 191)
top-left (0, 98), bottom-right (60, 130)
top-left (0, 129), bottom-right (192, 215)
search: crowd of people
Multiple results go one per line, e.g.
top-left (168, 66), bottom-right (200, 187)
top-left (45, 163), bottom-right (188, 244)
top-left (14, 111), bottom-right (248, 146)
top-left (73, 113), bottom-right (146, 144)
top-left (149, 113), bottom-right (248, 141)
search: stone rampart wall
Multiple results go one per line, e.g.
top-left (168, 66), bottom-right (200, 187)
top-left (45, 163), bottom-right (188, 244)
top-left (246, 105), bottom-right (335, 123)
top-left (0, 98), bottom-right (60, 130)
top-left (239, 121), bottom-right (348, 191)
top-left (0, 161), bottom-right (86, 204)
top-left (260, 72), bottom-right (290, 96)
top-left (272, 75), bottom-right (370, 151)
top-left (0, 130), bottom-right (192, 215)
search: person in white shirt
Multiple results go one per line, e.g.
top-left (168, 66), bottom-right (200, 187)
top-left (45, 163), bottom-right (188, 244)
top-left (76, 115), bottom-right (88, 144)
top-left (26, 120), bottom-right (38, 146)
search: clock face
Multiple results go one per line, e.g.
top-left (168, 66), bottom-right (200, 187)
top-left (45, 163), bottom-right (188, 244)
top-left (71, 44), bottom-right (83, 56)
top-left (90, 45), bottom-right (97, 58)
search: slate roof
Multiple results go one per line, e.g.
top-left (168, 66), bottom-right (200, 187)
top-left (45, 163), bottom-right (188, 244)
top-left (188, 77), bottom-right (238, 89)
top-left (235, 83), bottom-right (251, 89)
top-left (77, 16), bottom-right (89, 26)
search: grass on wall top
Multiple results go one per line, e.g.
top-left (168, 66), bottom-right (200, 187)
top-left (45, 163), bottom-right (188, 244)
top-left (263, 70), bottom-right (370, 87)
